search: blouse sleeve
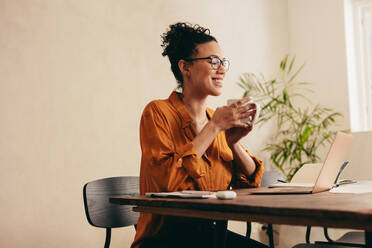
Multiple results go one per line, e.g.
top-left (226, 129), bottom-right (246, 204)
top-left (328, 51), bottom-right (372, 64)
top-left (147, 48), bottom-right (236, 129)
top-left (140, 102), bottom-right (206, 192)
top-left (232, 145), bottom-right (265, 189)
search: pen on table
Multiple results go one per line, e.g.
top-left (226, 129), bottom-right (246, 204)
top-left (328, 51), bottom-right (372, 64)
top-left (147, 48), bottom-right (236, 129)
top-left (334, 161), bottom-right (349, 184)
top-left (277, 179), bottom-right (287, 183)
top-left (334, 179), bottom-right (357, 187)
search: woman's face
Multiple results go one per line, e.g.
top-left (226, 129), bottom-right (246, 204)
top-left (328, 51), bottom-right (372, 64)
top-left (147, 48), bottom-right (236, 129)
top-left (184, 41), bottom-right (226, 97)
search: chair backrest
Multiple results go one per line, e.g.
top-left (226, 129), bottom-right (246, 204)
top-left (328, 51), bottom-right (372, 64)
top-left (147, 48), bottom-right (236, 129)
top-left (83, 176), bottom-right (139, 228)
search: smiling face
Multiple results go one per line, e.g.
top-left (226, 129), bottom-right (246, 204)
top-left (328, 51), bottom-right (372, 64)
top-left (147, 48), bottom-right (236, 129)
top-left (182, 41), bottom-right (226, 97)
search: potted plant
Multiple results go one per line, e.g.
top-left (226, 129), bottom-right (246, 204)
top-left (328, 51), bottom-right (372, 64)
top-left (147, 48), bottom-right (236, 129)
top-left (238, 55), bottom-right (343, 181)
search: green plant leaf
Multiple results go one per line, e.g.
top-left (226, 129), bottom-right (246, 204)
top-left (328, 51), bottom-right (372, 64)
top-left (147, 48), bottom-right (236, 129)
top-left (288, 55), bottom-right (296, 74)
top-left (236, 55), bottom-right (343, 181)
top-left (280, 55), bottom-right (289, 71)
top-left (288, 62), bottom-right (306, 84)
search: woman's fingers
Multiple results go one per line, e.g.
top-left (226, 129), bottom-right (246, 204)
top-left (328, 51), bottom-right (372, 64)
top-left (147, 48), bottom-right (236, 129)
top-left (215, 99), bottom-right (257, 130)
top-left (235, 97), bottom-right (251, 106)
top-left (240, 110), bottom-right (256, 119)
top-left (228, 98), bottom-right (250, 108)
top-left (234, 103), bottom-right (256, 120)
top-left (239, 102), bottom-right (256, 112)
top-left (233, 121), bottom-right (249, 128)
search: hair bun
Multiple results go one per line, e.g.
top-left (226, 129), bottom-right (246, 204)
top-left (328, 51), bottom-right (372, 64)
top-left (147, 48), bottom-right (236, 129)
top-left (160, 22), bottom-right (216, 87)
top-left (161, 22), bottom-right (212, 59)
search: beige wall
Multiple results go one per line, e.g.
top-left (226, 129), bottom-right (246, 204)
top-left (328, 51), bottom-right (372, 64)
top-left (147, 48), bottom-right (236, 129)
top-left (287, 0), bottom-right (350, 130)
top-left (0, 0), bottom-right (289, 247)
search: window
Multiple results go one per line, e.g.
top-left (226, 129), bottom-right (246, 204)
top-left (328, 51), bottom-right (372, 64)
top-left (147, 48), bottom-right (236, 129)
top-left (345, 0), bottom-right (372, 131)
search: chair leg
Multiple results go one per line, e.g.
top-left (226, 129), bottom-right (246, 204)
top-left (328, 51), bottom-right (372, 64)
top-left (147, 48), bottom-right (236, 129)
top-left (267, 224), bottom-right (274, 248)
top-left (246, 222), bottom-right (252, 238)
top-left (305, 226), bottom-right (311, 244)
top-left (323, 227), bottom-right (334, 242)
top-left (262, 224), bottom-right (275, 248)
top-left (104, 228), bottom-right (111, 248)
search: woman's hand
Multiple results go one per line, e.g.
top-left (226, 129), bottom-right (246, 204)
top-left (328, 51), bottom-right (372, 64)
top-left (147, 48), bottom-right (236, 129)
top-left (225, 125), bottom-right (253, 148)
top-left (211, 98), bottom-right (255, 132)
top-left (211, 98), bottom-right (257, 147)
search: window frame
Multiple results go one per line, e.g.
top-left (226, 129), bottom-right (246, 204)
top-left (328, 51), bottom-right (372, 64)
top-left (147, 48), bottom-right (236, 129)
top-left (344, 0), bottom-right (372, 131)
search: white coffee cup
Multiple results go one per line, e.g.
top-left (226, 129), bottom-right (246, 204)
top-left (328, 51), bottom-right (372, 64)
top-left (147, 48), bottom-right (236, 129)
top-left (227, 98), bottom-right (260, 125)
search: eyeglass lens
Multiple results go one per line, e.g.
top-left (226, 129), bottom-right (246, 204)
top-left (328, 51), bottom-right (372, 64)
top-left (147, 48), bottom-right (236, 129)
top-left (211, 57), bottom-right (230, 71)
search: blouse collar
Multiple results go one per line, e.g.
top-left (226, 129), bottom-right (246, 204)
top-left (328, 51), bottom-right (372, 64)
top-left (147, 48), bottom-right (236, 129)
top-left (168, 91), bottom-right (193, 129)
top-left (168, 91), bottom-right (214, 129)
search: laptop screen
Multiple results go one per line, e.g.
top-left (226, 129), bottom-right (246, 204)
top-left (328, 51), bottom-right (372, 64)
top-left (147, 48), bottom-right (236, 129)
top-left (312, 132), bottom-right (353, 193)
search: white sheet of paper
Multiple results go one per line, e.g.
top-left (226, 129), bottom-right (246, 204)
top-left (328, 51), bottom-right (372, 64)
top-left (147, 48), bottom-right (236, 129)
top-left (145, 191), bottom-right (216, 199)
top-left (330, 181), bottom-right (372, 194)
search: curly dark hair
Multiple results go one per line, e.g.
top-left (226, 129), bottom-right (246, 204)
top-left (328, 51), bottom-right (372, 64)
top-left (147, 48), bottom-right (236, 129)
top-left (161, 22), bottom-right (217, 88)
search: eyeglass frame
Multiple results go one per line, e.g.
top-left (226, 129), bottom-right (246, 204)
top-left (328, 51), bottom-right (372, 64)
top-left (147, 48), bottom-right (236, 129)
top-left (184, 56), bottom-right (230, 71)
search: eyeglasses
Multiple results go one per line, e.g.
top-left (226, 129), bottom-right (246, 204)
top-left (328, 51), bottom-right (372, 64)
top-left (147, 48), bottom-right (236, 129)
top-left (185, 56), bottom-right (230, 72)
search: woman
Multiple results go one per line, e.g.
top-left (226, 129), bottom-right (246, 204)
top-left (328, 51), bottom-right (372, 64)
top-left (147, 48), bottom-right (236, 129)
top-left (132, 22), bottom-right (266, 248)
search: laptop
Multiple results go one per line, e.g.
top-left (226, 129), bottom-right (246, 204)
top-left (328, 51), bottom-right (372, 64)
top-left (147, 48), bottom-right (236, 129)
top-left (252, 132), bottom-right (353, 194)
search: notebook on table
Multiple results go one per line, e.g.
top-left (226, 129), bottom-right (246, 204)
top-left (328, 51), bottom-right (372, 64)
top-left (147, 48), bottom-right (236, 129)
top-left (252, 132), bottom-right (353, 194)
top-left (145, 190), bottom-right (216, 199)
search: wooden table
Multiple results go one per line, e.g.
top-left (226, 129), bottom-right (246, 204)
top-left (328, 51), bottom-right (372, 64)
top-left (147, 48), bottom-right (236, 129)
top-left (110, 188), bottom-right (372, 247)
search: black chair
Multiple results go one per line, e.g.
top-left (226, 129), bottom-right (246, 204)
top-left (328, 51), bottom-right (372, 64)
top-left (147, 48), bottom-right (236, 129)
top-left (292, 227), bottom-right (365, 247)
top-left (83, 176), bottom-right (140, 248)
top-left (324, 231), bottom-right (365, 247)
top-left (246, 171), bottom-right (285, 248)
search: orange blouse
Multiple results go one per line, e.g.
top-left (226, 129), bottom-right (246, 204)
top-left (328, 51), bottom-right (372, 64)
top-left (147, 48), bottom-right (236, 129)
top-left (131, 91), bottom-right (264, 248)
